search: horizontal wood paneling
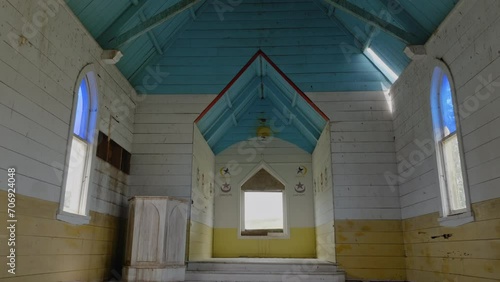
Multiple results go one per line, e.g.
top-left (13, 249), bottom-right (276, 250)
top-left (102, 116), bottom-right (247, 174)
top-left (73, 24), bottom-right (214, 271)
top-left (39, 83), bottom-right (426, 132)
top-left (335, 219), bottom-right (406, 281)
top-left (0, 1), bottom-right (136, 280)
top-left (403, 198), bottom-right (500, 282)
top-left (0, 0), bottom-right (134, 218)
top-left (311, 92), bottom-right (400, 221)
top-left (131, 91), bottom-right (397, 226)
top-left (391, 0), bottom-right (500, 218)
top-left (0, 192), bottom-right (125, 281)
top-left (130, 96), bottom-right (206, 197)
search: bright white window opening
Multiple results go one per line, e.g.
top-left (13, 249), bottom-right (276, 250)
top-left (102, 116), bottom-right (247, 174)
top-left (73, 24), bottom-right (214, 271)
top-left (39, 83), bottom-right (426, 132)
top-left (240, 167), bottom-right (286, 236)
top-left (364, 47), bottom-right (399, 83)
top-left (244, 192), bottom-right (284, 230)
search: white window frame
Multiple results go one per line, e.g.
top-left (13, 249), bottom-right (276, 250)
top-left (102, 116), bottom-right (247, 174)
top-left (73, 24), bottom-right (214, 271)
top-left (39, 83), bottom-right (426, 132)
top-left (57, 65), bottom-right (99, 225)
top-left (239, 162), bottom-right (289, 239)
top-left (430, 63), bottom-right (474, 227)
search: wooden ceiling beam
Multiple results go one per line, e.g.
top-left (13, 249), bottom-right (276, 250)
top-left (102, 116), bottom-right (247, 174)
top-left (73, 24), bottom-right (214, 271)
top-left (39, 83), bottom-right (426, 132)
top-left (263, 77), bottom-right (321, 144)
top-left (97, 0), bottom-right (148, 45)
top-left (324, 0), bottom-right (421, 44)
top-left (204, 78), bottom-right (260, 146)
top-left (138, 11), bottom-right (163, 55)
top-left (104, 0), bottom-right (200, 49)
top-left (377, 0), bottom-right (429, 43)
top-left (128, 0), bottom-right (209, 82)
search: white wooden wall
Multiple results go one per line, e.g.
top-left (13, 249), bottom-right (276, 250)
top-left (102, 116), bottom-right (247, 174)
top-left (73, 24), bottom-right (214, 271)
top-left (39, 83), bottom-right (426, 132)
top-left (391, 0), bottom-right (500, 219)
top-left (213, 138), bottom-right (314, 229)
top-left (191, 126), bottom-right (216, 227)
top-left (309, 92), bottom-right (400, 220)
top-left (312, 125), bottom-right (334, 227)
top-left (0, 1), bottom-right (136, 217)
top-left (312, 125), bottom-right (336, 261)
top-left (130, 95), bottom-right (215, 199)
top-left (131, 92), bottom-right (399, 221)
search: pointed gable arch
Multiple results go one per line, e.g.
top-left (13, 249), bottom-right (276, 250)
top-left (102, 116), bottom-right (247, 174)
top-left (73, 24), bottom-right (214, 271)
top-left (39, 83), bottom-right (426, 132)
top-left (195, 51), bottom-right (329, 154)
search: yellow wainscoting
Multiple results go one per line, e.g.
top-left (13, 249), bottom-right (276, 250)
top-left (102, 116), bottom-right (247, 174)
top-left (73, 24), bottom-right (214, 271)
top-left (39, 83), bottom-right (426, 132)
top-left (335, 219), bottom-right (407, 280)
top-left (0, 191), bottom-right (125, 282)
top-left (189, 221), bottom-right (213, 260)
top-left (316, 220), bottom-right (336, 262)
top-left (403, 198), bottom-right (500, 282)
top-left (213, 228), bottom-right (316, 258)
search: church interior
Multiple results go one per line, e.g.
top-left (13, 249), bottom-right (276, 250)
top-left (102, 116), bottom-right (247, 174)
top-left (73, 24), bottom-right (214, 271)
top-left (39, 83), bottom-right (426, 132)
top-left (0, 0), bottom-right (499, 281)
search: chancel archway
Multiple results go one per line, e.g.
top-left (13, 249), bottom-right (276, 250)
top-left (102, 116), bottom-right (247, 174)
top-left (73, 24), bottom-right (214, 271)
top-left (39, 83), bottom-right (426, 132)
top-left (188, 51), bottom-right (335, 261)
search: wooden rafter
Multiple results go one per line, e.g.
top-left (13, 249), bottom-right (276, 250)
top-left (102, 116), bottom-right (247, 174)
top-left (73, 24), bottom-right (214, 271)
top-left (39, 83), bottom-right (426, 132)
top-left (377, 0), bottom-right (429, 43)
top-left (138, 11), bottom-right (163, 55)
top-left (97, 0), bottom-right (148, 44)
top-left (324, 0), bottom-right (422, 44)
top-left (129, 0), bottom-right (210, 82)
top-left (104, 0), bottom-right (200, 48)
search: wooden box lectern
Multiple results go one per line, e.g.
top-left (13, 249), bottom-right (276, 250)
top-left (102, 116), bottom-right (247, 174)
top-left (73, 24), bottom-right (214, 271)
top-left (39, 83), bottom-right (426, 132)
top-left (123, 196), bottom-right (188, 281)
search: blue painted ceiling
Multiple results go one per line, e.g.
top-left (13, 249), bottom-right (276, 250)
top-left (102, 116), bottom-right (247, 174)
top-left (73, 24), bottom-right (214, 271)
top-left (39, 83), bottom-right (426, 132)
top-left (66, 0), bottom-right (458, 94)
top-left (196, 51), bottom-right (328, 154)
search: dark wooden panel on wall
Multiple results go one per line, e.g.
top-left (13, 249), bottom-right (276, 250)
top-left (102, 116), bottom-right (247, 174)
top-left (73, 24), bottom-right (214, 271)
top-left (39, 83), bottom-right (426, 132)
top-left (96, 131), bottom-right (131, 175)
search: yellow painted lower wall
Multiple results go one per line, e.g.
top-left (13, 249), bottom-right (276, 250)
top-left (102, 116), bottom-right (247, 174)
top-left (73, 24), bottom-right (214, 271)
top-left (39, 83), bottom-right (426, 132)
top-left (316, 221), bottom-right (336, 262)
top-left (404, 198), bottom-right (500, 282)
top-left (335, 219), bottom-right (407, 280)
top-left (0, 191), bottom-right (125, 282)
top-left (189, 221), bottom-right (213, 260)
top-left (213, 228), bottom-right (316, 258)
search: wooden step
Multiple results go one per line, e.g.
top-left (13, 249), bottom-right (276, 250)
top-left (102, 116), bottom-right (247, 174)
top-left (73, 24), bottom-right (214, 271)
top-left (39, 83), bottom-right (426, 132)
top-left (185, 259), bottom-right (345, 282)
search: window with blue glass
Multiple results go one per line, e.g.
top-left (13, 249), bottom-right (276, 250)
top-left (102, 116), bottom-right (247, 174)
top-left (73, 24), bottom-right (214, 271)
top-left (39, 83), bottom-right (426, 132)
top-left (73, 80), bottom-right (90, 140)
top-left (430, 67), bottom-right (468, 218)
top-left (60, 74), bottom-right (97, 219)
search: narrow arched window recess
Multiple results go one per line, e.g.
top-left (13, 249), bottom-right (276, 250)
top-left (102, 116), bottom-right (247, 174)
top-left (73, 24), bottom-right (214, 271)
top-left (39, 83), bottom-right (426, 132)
top-left (57, 66), bottom-right (98, 225)
top-left (430, 65), bottom-right (473, 227)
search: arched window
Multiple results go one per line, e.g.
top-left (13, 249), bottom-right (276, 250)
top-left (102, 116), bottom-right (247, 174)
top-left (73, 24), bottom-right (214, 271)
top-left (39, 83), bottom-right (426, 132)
top-left (430, 66), bottom-right (471, 223)
top-left (58, 69), bottom-right (98, 224)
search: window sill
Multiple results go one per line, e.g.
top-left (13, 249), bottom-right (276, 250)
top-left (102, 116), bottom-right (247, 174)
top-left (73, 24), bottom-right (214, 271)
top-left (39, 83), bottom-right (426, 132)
top-left (239, 229), bottom-right (289, 239)
top-left (438, 211), bottom-right (474, 227)
top-left (56, 210), bottom-right (91, 225)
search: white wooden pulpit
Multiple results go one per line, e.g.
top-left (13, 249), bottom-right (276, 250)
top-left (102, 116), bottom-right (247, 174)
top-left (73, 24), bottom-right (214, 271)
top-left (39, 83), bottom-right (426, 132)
top-left (123, 196), bottom-right (189, 281)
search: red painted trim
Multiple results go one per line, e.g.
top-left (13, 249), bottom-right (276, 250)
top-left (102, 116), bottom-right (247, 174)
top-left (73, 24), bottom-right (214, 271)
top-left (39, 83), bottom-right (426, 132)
top-left (194, 50), bottom-right (265, 123)
top-left (259, 52), bottom-right (330, 121)
top-left (195, 50), bottom-right (330, 123)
